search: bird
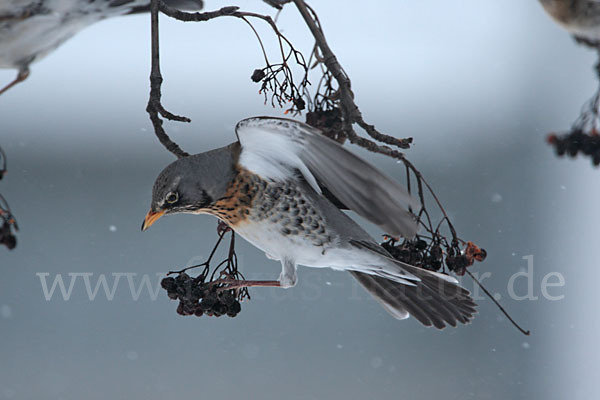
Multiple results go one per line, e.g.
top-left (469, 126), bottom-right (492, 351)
top-left (0, 0), bottom-right (204, 95)
top-left (142, 117), bottom-right (477, 329)
top-left (539, 0), bottom-right (600, 46)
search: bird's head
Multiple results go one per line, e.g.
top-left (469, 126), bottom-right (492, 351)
top-left (141, 143), bottom-right (239, 231)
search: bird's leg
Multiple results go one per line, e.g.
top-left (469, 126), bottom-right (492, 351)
top-left (0, 67), bottom-right (30, 96)
top-left (212, 279), bottom-right (281, 290)
top-left (211, 260), bottom-right (297, 290)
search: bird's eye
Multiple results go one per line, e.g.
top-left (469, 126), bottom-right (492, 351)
top-left (165, 192), bottom-right (179, 204)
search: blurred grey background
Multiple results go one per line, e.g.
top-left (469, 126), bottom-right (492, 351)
top-left (0, 0), bottom-right (597, 399)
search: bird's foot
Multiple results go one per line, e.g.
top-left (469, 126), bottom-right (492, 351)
top-left (217, 220), bottom-right (231, 236)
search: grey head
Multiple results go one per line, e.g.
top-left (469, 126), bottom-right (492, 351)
top-left (142, 142), bottom-right (240, 230)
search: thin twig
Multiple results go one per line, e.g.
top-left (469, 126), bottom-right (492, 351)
top-left (465, 270), bottom-right (531, 336)
top-left (167, 227), bottom-right (228, 275)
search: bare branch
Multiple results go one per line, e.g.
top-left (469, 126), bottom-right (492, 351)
top-left (158, 3), bottom-right (239, 20)
top-left (146, 0), bottom-right (191, 158)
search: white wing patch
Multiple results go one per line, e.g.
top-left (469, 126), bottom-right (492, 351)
top-left (235, 120), bottom-right (322, 194)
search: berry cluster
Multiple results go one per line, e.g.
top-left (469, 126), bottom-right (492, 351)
top-left (381, 237), bottom-right (486, 277)
top-left (161, 273), bottom-right (242, 318)
top-left (249, 58), bottom-right (308, 114)
top-left (160, 227), bottom-right (250, 319)
top-left (382, 238), bottom-right (442, 272)
top-left (547, 129), bottom-right (600, 166)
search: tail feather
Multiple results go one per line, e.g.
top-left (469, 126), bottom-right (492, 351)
top-left (354, 272), bottom-right (410, 320)
top-left (348, 239), bottom-right (476, 328)
top-left (350, 267), bottom-right (477, 329)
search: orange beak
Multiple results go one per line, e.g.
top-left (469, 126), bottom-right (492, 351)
top-left (141, 210), bottom-right (165, 231)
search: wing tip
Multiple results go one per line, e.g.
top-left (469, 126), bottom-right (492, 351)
top-left (236, 116), bottom-right (320, 136)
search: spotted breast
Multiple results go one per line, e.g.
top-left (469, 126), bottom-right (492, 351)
top-left (210, 168), bottom-right (335, 263)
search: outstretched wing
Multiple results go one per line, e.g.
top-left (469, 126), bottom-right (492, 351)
top-left (235, 116), bottom-right (418, 238)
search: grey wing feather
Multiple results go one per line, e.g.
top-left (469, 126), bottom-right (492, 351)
top-left (235, 117), bottom-right (419, 238)
top-left (301, 132), bottom-right (418, 238)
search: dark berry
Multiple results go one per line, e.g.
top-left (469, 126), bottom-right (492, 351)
top-left (415, 239), bottom-right (427, 251)
top-left (229, 301), bottom-right (241, 315)
top-left (167, 292), bottom-right (178, 300)
top-left (293, 98), bottom-right (305, 111)
top-left (251, 69), bottom-right (265, 82)
top-left (161, 277), bottom-right (176, 291)
top-left (2, 234), bottom-right (16, 250)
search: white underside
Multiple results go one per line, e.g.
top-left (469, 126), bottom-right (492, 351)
top-left (232, 218), bottom-right (419, 286)
top-left (232, 219), bottom-right (356, 269)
